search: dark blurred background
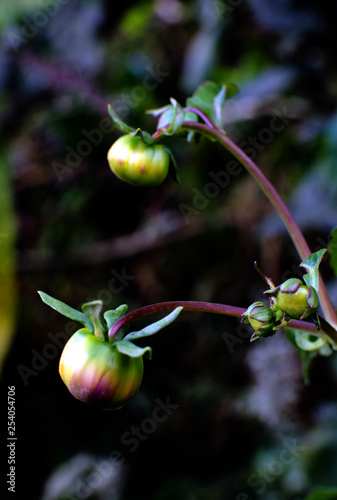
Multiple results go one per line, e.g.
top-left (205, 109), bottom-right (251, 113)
top-left (1, 1), bottom-right (337, 499)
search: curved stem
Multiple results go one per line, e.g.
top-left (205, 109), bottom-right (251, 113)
top-left (109, 301), bottom-right (243, 341)
top-left (153, 122), bottom-right (337, 329)
top-left (184, 106), bottom-right (217, 129)
top-left (108, 300), bottom-right (337, 343)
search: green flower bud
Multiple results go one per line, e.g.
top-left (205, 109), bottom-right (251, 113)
top-left (242, 301), bottom-right (275, 339)
top-left (274, 278), bottom-right (319, 320)
top-left (107, 134), bottom-right (170, 187)
top-left (59, 328), bottom-right (143, 410)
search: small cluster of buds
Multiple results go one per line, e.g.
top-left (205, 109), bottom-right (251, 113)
top-left (242, 278), bottom-right (319, 342)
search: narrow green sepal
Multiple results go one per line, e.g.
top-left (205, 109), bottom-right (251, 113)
top-left (104, 305), bottom-right (129, 341)
top-left (146, 104), bottom-right (171, 119)
top-left (311, 313), bottom-right (321, 330)
top-left (147, 103), bottom-right (198, 141)
top-left (147, 99), bottom-right (185, 135)
top-left (279, 278), bottom-right (302, 293)
top-left (104, 305), bottom-right (128, 330)
top-left (108, 104), bottom-right (137, 134)
top-left (115, 340), bottom-right (152, 359)
top-left (147, 104), bottom-right (174, 130)
top-left (165, 98), bottom-right (185, 135)
top-left (124, 306), bottom-right (183, 342)
top-left (264, 286), bottom-right (279, 295)
top-left (81, 300), bottom-right (106, 340)
top-left (130, 128), bottom-right (154, 145)
top-left (38, 291), bottom-right (93, 332)
top-left (164, 146), bottom-right (180, 183)
top-left (184, 110), bottom-right (199, 143)
top-left (307, 287), bottom-right (319, 310)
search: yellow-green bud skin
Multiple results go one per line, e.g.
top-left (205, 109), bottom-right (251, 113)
top-left (107, 135), bottom-right (170, 187)
top-left (276, 279), bottom-right (318, 319)
top-left (248, 317), bottom-right (264, 332)
top-left (243, 301), bottom-right (275, 337)
top-left (59, 328), bottom-right (143, 410)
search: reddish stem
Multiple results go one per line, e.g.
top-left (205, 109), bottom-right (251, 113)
top-left (108, 300), bottom-right (327, 342)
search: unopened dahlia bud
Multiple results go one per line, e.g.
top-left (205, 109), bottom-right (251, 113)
top-left (107, 134), bottom-right (170, 187)
top-left (59, 328), bottom-right (143, 410)
top-left (271, 278), bottom-right (319, 320)
top-left (242, 301), bottom-right (276, 340)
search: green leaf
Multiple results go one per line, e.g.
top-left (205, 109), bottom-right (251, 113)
top-left (38, 291), bottom-right (93, 332)
top-left (107, 104), bottom-right (137, 134)
top-left (293, 331), bottom-right (326, 351)
top-left (286, 326), bottom-right (334, 383)
top-left (124, 306), bottom-right (183, 342)
top-left (186, 81), bottom-right (238, 129)
top-left (303, 487), bottom-right (337, 500)
top-left (328, 227), bottom-right (337, 276)
top-left (300, 249), bottom-right (327, 292)
top-left (114, 340), bottom-right (152, 359)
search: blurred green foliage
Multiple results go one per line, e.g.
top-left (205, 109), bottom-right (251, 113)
top-left (1, 1), bottom-right (337, 499)
top-left (0, 149), bottom-right (16, 375)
